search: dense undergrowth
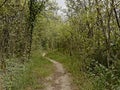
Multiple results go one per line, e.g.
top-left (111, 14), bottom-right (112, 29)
top-left (47, 51), bottom-right (120, 90)
top-left (0, 51), bottom-right (53, 90)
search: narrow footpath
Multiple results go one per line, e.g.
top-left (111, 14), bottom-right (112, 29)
top-left (43, 55), bottom-right (72, 90)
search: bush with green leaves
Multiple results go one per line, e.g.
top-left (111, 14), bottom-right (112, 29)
top-left (0, 59), bottom-right (30, 90)
top-left (89, 60), bottom-right (120, 90)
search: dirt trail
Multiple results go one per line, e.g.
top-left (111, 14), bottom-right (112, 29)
top-left (44, 57), bottom-right (72, 90)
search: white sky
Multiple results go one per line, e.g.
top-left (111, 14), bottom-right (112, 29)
top-left (50, 0), bottom-right (67, 19)
top-left (55, 0), bottom-right (67, 18)
top-left (56, 0), bottom-right (66, 9)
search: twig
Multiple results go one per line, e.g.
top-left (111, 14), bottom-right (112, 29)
top-left (0, 0), bottom-right (8, 8)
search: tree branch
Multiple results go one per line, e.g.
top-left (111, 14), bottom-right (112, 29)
top-left (0, 0), bottom-right (8, 8)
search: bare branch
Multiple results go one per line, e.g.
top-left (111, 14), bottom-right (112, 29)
top-left (0, 0), bottom-right (8, 8)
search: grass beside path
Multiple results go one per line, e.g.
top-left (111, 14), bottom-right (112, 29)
top-left (47, 51), bottom-right (93, 90)
top-left (19, 51), bottom-right (54, 90)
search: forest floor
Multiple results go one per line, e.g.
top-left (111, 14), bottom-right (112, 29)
top-left (44, 57), bottom-right (72, 90)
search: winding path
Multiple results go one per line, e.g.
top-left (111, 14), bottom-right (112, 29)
top-left (44, 57), bottom-right (72, 90)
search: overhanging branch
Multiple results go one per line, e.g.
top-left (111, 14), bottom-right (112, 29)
top-left (0, 0), bottom-right (8, 8)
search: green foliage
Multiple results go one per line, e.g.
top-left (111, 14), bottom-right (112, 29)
top-left (32, 0), bottom-right (120, 89)
top-left (0, 0), bottom-right (48, 89)
top-left (0, 59), bottom-right (28, 90)
top-left (0, 51), bottom-right (54, 90)
top-left (89, 60), bottom-right (120, 90)
top-left (0, 0), bottom-right (120, 90)
top-left (47, 51), bottom-right (93, 90)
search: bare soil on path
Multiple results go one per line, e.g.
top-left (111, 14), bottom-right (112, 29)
top-left (44, 57), bottom-right (72, 90)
